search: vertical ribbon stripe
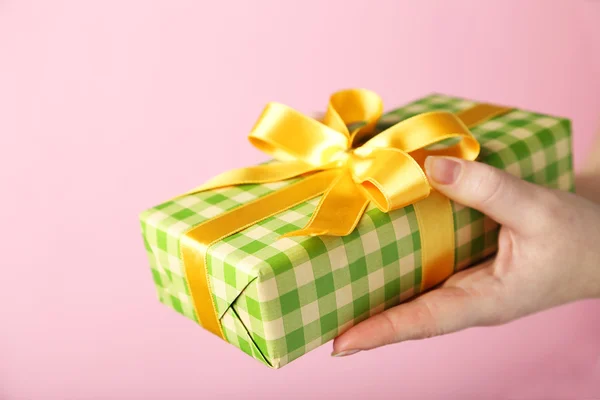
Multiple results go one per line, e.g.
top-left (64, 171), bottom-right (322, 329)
top-left (414, 191), bottom-right (456, 291)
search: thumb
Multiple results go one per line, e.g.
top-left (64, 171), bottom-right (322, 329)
top-left (424, 156), bottom-right (543, 229)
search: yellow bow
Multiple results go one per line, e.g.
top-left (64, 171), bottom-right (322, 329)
top-left (184, 88), bottom-right (481, 237)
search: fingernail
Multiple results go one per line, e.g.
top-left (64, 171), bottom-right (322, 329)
top-left (331, 349), bottom-right (360, 357)
top-left (425, 156), bottom-right (462, 185)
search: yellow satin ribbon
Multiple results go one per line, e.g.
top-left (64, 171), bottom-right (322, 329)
top-left (180, 89), bottom-right (512, 339)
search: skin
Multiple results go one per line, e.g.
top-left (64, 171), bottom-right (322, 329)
top-left (332, 132), bottom-right (600, 357)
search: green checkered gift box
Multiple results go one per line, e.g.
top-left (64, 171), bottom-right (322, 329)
top-left (139, 90), bottom-right (573, 368)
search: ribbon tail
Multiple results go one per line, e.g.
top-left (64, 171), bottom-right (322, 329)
top-left (179, 160), bottom-right (317, 196)
top-left (283, 169), bottom-right (370, 237)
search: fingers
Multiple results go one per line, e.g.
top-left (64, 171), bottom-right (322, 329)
top-left (424, 156), bottom-right (544, 229)
top-left (332, 265), bottom-right (502, 355)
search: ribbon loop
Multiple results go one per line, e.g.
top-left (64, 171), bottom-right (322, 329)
top-left (363, 110), bottom-right (480, 161)
top-left (249, 102), bottom-right (349, 166)
top-left (326, 89), bottom-right (384, 145)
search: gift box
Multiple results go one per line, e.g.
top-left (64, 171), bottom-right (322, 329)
top-left (139, 90), bottom-right (573, 368)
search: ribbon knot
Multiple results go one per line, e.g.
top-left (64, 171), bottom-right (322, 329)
top-left (184, 88), bottom-right (482, 237)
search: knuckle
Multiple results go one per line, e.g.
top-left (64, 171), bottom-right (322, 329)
top-left (413, 301), bottom-right (441, 339)
top-left (468, 165), bottom-right (505, 209)
top-left (379, 312), bottom-right (401, 346)
top-left (494, 228), bottom-right (518, 272)
top-left (383, 301), bottom-right (442, 343)
top-left (530, 188), bottom-right (566, 228)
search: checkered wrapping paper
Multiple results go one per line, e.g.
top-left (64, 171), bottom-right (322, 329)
top-left (139, 94), bottom-right (574, 368)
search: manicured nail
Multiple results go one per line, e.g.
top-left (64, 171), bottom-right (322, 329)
top-left (331, 349), bottom-right (360, 357)
top-left (425, 156), bottom-right (462, 185)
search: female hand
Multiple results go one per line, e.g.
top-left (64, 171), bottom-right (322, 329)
top-left (332, 155), bottom-right (600, 356)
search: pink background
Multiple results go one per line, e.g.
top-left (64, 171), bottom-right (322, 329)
top-left (1, 1), bottom-right (599, 399)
